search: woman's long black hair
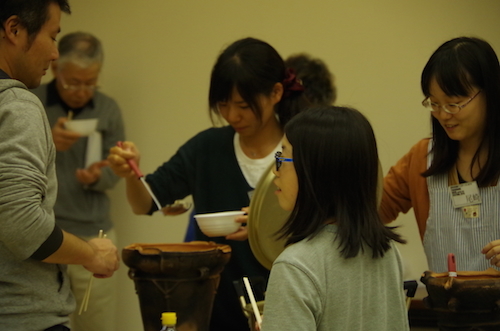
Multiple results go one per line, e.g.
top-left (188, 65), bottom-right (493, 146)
top-left (279, 106), bottom-right (405, 259)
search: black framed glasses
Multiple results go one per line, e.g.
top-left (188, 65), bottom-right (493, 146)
top-left (275, 151), bottom-right (293, 171)
top-left (421, 90), bottom-right (481, 114)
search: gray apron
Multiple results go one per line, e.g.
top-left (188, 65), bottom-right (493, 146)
top-left (423, 141), bottom-right (500, 272)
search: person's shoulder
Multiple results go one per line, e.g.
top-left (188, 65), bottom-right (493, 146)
top-left (93, 90), bottom-right (120, 109)
top-left (273, 238), bottom-right (330, 282)
top-left (0, 80), bottom-right (43, 109)
top-left (0, 82), bottom-right (49, 137)
top-left (415, 138), bottom-right (431, 149)
top-left (93, 89), bottom-right (114, 101)
top-left (200, 125), bottom-right (234, 135)
top-left (182, 126), bottom-right (233, 150)
top-left (191, 125), bottom-right (235, 141)
top-left (0, 78), bottom-right (26, 90)
top-left (274, 242), bottom-right (307, 267)
top-left (275, 227), bottom-right (332, 265)
top-left (0, 79), bottom-right (27, 97)
top-left (409, 138), bottom-right (431, 156)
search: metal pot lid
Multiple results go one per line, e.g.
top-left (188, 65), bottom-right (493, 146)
top-left (248, 163), bottom-right (290, 270)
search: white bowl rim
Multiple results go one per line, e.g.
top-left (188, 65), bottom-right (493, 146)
top-left (67, 118), bottom-right (98, 123)
top-left (64, 118), bottom-right (98, 135)
top-left (194, 210), bottom-right (245, 219)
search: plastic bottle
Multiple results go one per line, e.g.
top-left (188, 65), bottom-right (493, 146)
top-left (160, 312), bottom-right (177, 331)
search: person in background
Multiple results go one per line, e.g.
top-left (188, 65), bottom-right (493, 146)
top-left (0, 2), bottom-right (120, 331)
top-left (261, 106), bottom-right (408, 331)
top-left (285, 53), bottom-right (337, 106)
top-left (380, 37), bottom-right (500, 272)
top-left (32, 31), bottom-right (125, 331)
top-left (108, 37), bottom-right (309, 331)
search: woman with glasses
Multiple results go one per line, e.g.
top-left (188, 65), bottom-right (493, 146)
top-left (260, 106), bottom-right (408, 331)
top-left (380, 36), bottom-right (500, 272)
top-left (108, 37), bottom-right (308, 331)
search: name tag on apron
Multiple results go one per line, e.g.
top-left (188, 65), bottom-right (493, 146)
top-left (448, 181), bottom-right (481, 219)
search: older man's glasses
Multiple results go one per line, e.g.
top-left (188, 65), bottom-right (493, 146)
top-left (275, 151), bottom-right (293, 171)
top-left (422, 90), bottom-right (481, 114)
top-left (60, 77), bottom-right (99, 92)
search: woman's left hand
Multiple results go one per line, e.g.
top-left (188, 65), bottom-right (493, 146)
top-left (482, 240), bottom-right (500, 266)
top-left (225, 207), bottom-right (249, 241)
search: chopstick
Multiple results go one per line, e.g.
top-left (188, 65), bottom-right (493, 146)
top-left (78, 229), bottom-right (105, 315)
top-left (116, 141), bottom-right (163, 211)
top-left (243, 277), bottom-right (262, 328)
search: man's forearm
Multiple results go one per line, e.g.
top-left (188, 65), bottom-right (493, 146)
top-left (42, 230), bottom-right (95, 266)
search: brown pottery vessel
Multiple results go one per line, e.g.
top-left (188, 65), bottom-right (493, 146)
top-left (122, 241), bottom-right (231, 331)
top-left (421, 268), bottom-right (500, 331)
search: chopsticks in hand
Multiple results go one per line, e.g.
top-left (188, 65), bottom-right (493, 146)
top-left (116, 141), bottom-right (163, 211)
top-left (243, 276), bottom-right (262, 329)
top-left (78, 229), bottom-right (105, 315)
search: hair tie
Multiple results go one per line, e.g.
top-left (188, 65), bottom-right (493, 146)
top-left (282, 68), bottom-right (304, 97)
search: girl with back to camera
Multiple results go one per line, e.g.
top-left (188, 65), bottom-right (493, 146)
top-left (108, 37), bottom-right (308, 331)
top-left (380, 37), bottom-right (500, 272)
top-left (261, 106), bottom-right (409, 330)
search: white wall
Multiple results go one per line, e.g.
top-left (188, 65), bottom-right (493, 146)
top-left (52, 1), bottom-right (500, 330)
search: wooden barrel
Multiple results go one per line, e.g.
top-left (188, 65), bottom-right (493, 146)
top-left (122, 241), bottom-right (231, 331)
top-left (421, 268), bottom-right (500, 330)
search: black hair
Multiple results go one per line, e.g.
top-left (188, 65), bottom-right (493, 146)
top-left (0, 0), bottom-right (71, 42)
top-left (209, 37), bottom-right (309, 128)
top-left (285, 53), bottom-right (337, 106)
top-left (280, 106), bottom-right (405, 258)
top-left (421, 37), bottom-right (500, 186)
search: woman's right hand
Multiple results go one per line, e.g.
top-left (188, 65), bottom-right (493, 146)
top-left (482, 240), bottom-right (500, 267)
top-left (107, 141), bottom-right (141, 178)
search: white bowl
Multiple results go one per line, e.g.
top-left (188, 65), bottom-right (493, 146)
top-left (194, 210), bottom-right (244, 237)
top-left (65, 118), bottom-right (98, 136)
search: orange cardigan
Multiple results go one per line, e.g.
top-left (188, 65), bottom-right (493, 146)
top-left (380, 139), bottom-right (430, 240)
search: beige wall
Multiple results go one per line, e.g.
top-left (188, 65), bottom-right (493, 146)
top-left (52, 1), bottom-right (500, 329)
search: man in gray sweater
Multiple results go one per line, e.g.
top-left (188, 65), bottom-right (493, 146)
top-left (0, 2), bottom-right (120, 331)
top-left (32, 32), bottom-right (125, 331)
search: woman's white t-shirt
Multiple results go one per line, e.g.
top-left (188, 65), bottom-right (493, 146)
top-left (233, 133), bottom-right (281, 189)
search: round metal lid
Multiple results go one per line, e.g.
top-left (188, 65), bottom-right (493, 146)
top-left (248, 163), bottom-right (290, 270)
